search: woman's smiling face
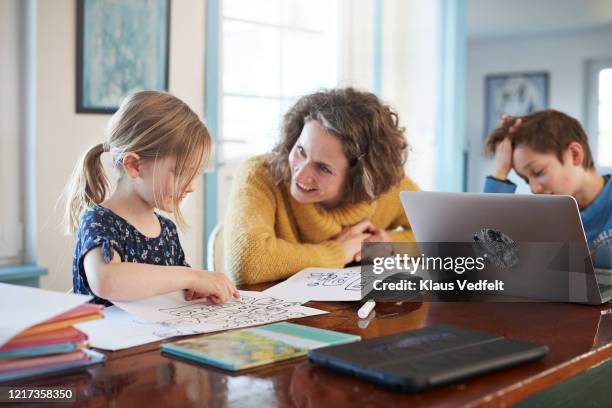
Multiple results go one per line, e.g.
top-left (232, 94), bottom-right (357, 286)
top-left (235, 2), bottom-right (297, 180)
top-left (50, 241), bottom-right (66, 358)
top-left (288, 120), bottom-right (349, 207)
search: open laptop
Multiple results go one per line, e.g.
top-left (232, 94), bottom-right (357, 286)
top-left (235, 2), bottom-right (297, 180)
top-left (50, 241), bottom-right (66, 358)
top-left (400, 191), bottom-right (612, 305)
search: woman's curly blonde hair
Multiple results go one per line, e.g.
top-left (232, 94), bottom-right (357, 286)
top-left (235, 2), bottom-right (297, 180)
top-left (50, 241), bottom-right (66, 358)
top-left (268, 88), bottom-right (409, 206)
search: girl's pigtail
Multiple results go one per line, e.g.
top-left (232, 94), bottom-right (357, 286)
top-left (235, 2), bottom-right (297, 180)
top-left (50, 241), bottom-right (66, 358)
top-left (64, 143), bottom-right (109, 234)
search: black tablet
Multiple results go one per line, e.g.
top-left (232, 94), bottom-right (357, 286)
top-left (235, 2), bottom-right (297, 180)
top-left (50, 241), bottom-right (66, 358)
top-left (308, 323), bottom-right (548, 392)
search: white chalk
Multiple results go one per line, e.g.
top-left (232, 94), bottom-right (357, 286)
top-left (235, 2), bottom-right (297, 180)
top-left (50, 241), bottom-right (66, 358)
top-left (357, 299), bottom-right (376, 319)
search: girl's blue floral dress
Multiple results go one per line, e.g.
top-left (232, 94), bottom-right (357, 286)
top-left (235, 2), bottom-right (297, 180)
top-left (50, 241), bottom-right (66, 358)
top-left (72, 205), bottom-right (189, 306)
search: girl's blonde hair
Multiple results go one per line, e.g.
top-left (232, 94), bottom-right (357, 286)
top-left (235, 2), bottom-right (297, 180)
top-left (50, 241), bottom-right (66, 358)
top-left (64, 91), bottom-right (211, 234)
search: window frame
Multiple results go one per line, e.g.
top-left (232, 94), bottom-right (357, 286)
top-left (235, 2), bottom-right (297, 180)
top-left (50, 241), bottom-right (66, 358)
top-left (585, 58), bottom-right (612, 174)
top-left (203, 0), bottom-right (380, 259)
top-left (218, 0), bottom-right (344, 161)
top-left (0, 0), bottom-right (25, 264)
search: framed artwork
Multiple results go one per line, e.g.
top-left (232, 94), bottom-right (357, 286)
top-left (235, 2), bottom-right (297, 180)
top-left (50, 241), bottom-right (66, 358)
top-left (76, 0), bottom-right (171, 114)
top-left (484, 72), bottom-right (549, 137)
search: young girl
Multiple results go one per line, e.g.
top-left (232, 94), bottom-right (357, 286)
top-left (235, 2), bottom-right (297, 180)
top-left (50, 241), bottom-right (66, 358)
top-left (65, 91), bottom-right (239, 306)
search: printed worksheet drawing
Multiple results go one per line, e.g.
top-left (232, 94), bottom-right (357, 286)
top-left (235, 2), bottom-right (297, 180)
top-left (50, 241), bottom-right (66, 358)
top-left (263, 266), bottom-right (373, 302)
top-left (113, 290), bottom-right (327, 334)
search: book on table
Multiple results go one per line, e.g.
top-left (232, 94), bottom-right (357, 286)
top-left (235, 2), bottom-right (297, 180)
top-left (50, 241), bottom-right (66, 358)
top-left (161, 322), bottom-right (361, 371)
top-left (0, 303), bottom-right (105, 382)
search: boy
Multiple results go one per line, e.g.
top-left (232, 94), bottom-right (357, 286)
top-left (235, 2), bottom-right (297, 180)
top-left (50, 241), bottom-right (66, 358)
top-left (483, 109), bottom-right (611, 269)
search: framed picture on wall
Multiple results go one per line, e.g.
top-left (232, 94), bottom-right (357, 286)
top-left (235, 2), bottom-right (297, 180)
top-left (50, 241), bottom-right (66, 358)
top-left (76, 0), bottom-right (171, 114)
top-left (484, 72), bottom-right (549, 137)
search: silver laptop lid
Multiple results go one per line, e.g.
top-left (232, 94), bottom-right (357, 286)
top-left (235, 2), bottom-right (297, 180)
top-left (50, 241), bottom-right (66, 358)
top-left (400, 191), bottom-right (607, 304)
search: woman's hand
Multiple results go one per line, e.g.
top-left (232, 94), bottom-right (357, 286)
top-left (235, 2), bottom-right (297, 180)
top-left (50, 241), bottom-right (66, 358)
top-left (364, 227), bottom-right (392, 243)
top-left (334, 219), bottom-right (374, 264)
top-left (492, 116), bottom-right (522, 180)
top-left (185, 270), bottom-right (240, 303)
top-left (361, 226), bottom-right (393, 261)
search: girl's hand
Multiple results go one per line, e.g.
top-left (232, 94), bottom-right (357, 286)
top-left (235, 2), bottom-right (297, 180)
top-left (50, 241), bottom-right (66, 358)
top-left (185, 271), bottom-right (240, 303)
top-left (334, 219), bottom-right (374, 263)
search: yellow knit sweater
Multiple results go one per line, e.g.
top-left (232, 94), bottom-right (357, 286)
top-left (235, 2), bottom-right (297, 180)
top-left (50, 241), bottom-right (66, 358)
top-left (223, 155), bottom-right (420, 284)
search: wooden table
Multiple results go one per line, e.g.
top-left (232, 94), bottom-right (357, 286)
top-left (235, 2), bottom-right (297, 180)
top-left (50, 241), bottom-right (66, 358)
top-left (9, 285), bottom-right (612, 408)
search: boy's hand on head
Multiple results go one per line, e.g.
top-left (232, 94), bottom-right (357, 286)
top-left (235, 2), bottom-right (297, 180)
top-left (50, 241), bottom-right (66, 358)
top-left (492, 137), bottom-right (513, 180)
top-left (492, 115), bottom-right (523, 180)
top-left (501, 115), bottom-right (523, 133)
top-left (500, 115), bottom-right (523, 140)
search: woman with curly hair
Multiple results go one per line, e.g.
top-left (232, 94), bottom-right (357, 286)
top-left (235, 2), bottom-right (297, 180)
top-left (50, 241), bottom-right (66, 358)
top-left (224, 88), bottom-right (420, 284)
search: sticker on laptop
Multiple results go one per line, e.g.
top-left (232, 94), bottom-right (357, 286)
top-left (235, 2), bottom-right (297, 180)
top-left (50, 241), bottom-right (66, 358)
top-left (473, 228), bottom-right (519, 269)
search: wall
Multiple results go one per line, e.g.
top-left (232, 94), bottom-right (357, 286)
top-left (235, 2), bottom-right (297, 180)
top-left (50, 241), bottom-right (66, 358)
top-left (35, 0), bottom-right (206, 291)
top-left (466, 28), bottom-right (612, 192)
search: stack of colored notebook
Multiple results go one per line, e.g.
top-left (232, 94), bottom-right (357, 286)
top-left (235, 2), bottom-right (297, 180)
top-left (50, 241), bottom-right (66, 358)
top-left (0, 304), bottom-right (106, 382)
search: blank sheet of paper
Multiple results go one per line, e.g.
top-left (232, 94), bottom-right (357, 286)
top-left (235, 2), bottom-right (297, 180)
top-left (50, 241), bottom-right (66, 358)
top-left (0, 283), bottom-right (91, 347)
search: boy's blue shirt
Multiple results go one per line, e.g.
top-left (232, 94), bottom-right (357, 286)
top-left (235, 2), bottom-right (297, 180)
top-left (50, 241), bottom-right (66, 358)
top-left (484, 175), bottom-right (612, 269)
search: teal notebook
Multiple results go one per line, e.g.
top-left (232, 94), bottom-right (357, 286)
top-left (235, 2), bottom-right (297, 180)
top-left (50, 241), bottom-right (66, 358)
top-left (0, 342), bottom-right (82, 359)
top-left (161, 322), bottom-right (361, 371)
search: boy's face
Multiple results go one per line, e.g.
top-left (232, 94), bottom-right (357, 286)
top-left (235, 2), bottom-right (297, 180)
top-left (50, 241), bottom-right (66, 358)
top-left (512, 145), bottom-right (583, 196)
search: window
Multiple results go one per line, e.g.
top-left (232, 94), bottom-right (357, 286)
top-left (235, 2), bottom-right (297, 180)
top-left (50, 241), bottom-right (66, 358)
top-left (220, 0), bottom-right (341, 161)
top-left (213, 0), bottom-right (376, 223)
top-left (597, 68), bottom-right (612, 167)
top-left (0, 0), bottom-right (24, 264)
top-left (586, 59), bottom-right (612, 172)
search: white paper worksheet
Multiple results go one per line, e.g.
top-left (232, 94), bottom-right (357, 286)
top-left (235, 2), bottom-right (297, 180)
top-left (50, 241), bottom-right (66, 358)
top-left (75, 306), bottom-right (204, 351)
top-left (112, 290), bottom-right (327, 335)
top-left (0, 283), bottom-right (91, 347)
top-left (263, 266), bottom-right (369, 302)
